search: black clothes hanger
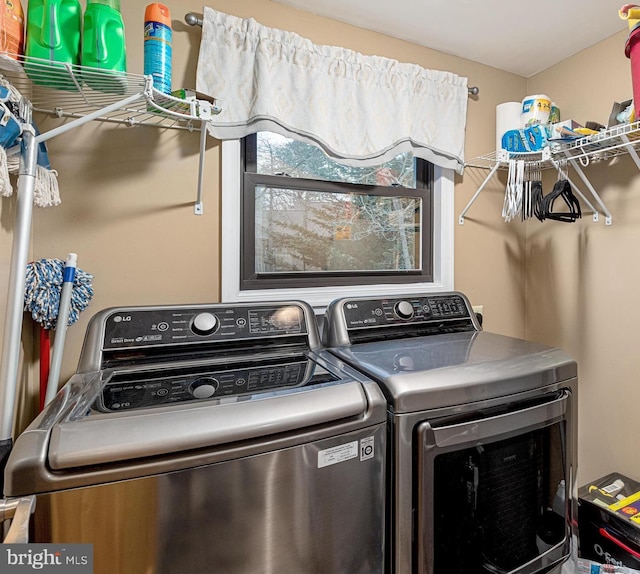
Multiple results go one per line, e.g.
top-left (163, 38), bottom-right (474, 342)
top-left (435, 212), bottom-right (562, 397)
top-left (538, 179), bottom-right (582, 223)
top-left (522, 162), bottom-right (543, 222)
top-left (531, 180), bottom-right (545, 222)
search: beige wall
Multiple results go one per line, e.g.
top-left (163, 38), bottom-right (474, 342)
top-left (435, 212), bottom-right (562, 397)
top-left (0, 0), bottom-right (529, 430)
top-left (527, 30), bottom-right (640, 484)
top-left (5, 0), bottom-right (630, 488)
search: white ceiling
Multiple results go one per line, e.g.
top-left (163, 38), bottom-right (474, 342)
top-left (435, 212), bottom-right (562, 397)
top-left (272, 0), bottom-right (629, 77)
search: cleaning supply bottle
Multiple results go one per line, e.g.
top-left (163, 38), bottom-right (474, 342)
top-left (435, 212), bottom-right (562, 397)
top-left (144, 3), bottom-right (172, 94)
top-left (621, 5), bottom-right (640, 114)
top-left (0, 0), bottom-right (25, 58)
top-left (25, 0), bottom-right (82, 89)
top-left (81, 0), bottom-right (127, 94)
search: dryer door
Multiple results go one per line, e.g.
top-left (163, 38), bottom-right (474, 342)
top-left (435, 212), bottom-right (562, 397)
top-left (415, 390), bottom-right (572, 574)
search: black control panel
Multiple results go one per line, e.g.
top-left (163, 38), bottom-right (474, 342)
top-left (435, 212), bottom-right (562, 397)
top-left (97, 360), bottom-right (338, 411)
top-left (342, 294), bottom-right (471, 330)
top-left (102, 304), bottom-right (307, 350)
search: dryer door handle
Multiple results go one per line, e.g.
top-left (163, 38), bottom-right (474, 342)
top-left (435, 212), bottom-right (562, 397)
top-left (0, 495), bottom-right (36, 543)
top-left (426, 391), bottom-right (569, 448)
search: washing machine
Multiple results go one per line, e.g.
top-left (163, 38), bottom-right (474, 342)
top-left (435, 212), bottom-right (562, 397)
top-left (322, 291), bottom-right (578, 574)
top-left (3, 301), bottom-right (387, 574)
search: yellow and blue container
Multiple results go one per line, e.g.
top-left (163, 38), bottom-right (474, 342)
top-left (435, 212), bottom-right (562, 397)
top-left (521, 94), bottom-right (551, 127)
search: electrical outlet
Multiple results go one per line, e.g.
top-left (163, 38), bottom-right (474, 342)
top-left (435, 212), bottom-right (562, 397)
top-left (472, 305), bottom-right (484, 326)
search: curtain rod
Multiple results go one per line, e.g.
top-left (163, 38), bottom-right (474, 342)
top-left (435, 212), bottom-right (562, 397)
top-left (184, 12), bottom-right (480, 96)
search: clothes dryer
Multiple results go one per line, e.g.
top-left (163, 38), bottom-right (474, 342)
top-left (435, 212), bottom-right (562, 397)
top-left (323, 291), bottom-right (578, 574)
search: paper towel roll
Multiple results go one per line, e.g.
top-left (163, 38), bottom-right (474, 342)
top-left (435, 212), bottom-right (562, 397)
top-left (496, 102), bottom-right (522, 151)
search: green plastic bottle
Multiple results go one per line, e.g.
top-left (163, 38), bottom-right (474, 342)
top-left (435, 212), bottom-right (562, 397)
top-left (25, 0), bottom-right (82, 90)
top-left (81, 0), bottom-right (127, 94)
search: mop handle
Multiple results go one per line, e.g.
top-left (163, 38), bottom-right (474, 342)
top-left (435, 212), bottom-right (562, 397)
top-left (44, 253), bottom-right (77, 407)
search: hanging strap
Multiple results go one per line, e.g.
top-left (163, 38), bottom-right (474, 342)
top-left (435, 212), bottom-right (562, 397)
top-left (502, 159), bottom-right (525, 222)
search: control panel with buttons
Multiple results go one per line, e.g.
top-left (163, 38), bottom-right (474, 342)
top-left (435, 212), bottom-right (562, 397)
top-left (102, 304), bottom-right (308, 350)
top-left (341, 294), bottom-right (472, 330)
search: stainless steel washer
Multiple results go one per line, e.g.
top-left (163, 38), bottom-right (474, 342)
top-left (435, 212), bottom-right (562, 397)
top-left (323, 291), bottom-right (578, 574)
top-left (3, 301), bottom-right (387, 574)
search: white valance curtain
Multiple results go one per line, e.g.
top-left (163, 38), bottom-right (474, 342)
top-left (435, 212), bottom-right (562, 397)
top-left (196, 7), bottom-right (469, 174)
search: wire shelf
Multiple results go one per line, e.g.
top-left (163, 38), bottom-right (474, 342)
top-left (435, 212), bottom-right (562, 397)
top-left (459, 122), bottom-right (640, 226)
top-left (0, 53), bottom-right (221, 131)
top-left (552, 120), bottom-right (640, 164)
top-left (465, 149), bottom-right (550, 170)
top-left (466, 121), bottom-right (640, 171)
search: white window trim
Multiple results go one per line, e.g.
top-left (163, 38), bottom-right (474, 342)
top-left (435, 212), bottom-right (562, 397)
top-left (221, 139), bottom-right (454, 311)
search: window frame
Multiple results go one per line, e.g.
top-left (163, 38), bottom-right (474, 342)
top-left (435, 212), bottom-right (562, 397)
top-left (241, 134), bottom-right (433, 290)
top-left (221, 139), bottom-right (454, 310)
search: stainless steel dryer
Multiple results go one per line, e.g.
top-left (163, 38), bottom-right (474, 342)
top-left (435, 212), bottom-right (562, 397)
top-left (323, 291), bottom-right (578, 574)
top-left (3, 301), bottom-right (387, 574)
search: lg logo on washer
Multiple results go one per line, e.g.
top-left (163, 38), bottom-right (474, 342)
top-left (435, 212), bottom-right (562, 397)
top-left (112, 315), bottom-right (131, 322)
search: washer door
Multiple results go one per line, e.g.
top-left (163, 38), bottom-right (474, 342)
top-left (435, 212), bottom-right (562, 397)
top-left (415, 390), bottom-right (572, 574)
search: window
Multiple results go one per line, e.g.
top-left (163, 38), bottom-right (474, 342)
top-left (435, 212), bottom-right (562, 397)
top-left (221, 136), bottom-right (454, 309)
top-left (242, 133), bottom-right (432, 290)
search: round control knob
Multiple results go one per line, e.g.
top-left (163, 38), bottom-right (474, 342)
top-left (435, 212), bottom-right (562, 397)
top-left (394, 300), bottom-right (414, 320)
top-left (190, 377), bottom-right (219, 399)
top-left (191, 312), bottom-right (219, 336)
